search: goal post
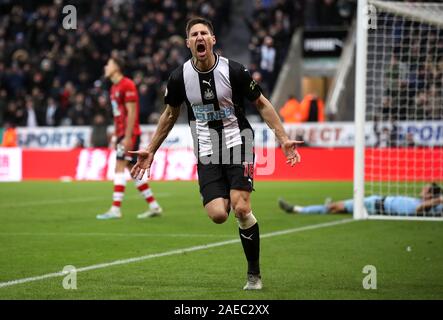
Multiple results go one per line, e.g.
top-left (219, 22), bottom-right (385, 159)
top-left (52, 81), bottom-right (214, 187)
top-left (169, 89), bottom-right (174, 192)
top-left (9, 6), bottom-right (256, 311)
top-left (354, 0), bottom-right (443, 221)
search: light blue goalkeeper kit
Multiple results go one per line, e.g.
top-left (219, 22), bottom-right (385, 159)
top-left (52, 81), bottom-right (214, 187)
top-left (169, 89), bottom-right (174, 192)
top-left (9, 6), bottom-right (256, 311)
top-left (301, 196), bottom-right (443, 216)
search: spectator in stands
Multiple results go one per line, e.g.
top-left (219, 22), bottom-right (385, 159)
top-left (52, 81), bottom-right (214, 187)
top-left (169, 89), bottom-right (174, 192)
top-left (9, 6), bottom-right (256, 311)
top-left (1, 122), bottom-right (18, 147)
top-left (0, 89), bottom-right (6, 126)
top-left (90, 113), bottom-right (109, 148)
top-left (318, 0), bottom-right (343, 26)
top-left (373, 121), bottom-right (398, 148)
top-left (382, 23), bottom-right (443, 124)
top-left (303, 94), bottom-right (325, 122)
top-left (279, 95), bottom-right (303, 123)
top-left (3, 101), bottom-right (20, 127)
top-left (247, 0), bottom-right (304, 96)
top-left (1, 1), bottom-right (231, 127)
top-left (304, 0), bottom-right (319, 28)
top-left (427, 84), bottom-right (443, 120)
top-left (260, 36), bottom-right (277, 93)
top-left (405, 133), bottom-right (416, 148)
top-left (45, 97), bottom-right (62, 127)
top-left (68, 93), bottom-right (90, 126)
top-left (280, 94), bottom-right (325, 123)
top-left (23, 97), bottom-right (39, 127)
top-left (1, 0), bottom-right (358, 127)
top-left (139, 83), bottom-right (157, 124)
top-left (305, 0), bottom-right (353, 28)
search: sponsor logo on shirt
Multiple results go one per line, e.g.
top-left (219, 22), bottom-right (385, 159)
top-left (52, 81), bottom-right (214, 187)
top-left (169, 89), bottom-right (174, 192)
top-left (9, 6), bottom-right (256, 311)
top-left (111, 100), bottom-right (121, 117)
top-left (192, 104), bottom-right (234, 121)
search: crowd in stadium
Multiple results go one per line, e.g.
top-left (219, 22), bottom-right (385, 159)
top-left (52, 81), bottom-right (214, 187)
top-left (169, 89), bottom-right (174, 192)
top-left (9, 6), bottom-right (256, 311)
top-left (1, 0), bottom-right (355, 130)
top-left (381, 41), bottom-right (443, 122)
top-left (246, 0), bottom-right (303, 96)
top-left (245, 0), bottom-right (354, 96)
top-left (379, 7), bottom-right (443, 122)
top-left (0, 0), bottom-right (232, 128)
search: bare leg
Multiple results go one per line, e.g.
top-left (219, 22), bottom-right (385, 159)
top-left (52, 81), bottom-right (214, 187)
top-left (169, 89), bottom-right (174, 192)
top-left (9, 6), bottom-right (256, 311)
top-left (204, 197), bottom-right (230, 224)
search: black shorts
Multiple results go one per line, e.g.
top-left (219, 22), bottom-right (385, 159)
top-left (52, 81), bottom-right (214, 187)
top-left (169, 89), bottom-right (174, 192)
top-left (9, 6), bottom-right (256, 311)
top-left (198, 145), bottom-right (255, 206)
top-left (116, 135), bottom-right (140, 165)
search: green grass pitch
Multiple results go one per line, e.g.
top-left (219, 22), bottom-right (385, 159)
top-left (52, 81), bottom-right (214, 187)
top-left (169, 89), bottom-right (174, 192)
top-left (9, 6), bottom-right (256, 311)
top-left (0, 181), bottom-right (442, 299)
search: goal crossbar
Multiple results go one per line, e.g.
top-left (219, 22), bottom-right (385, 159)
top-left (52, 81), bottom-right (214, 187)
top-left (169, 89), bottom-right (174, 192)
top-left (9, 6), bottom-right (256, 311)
top-left (370, 0), bottom-right (443, 28)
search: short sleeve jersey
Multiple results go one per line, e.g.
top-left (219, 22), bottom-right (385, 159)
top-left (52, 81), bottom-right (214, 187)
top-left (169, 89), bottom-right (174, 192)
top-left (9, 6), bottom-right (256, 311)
top-left (164, 54), bottom-right (261, 157)
top-left (110, 77), bottom-right (141, 137)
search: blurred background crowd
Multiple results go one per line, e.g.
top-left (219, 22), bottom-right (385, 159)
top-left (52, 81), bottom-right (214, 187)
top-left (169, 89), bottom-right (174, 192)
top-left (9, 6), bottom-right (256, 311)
top-left (380, 26), bottom-right (443, 122)
top-left (0, 0), bottom-right (354, 131)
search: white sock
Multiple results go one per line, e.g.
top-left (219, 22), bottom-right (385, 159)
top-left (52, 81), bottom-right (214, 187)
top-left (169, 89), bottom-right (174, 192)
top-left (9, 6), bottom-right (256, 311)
top-left (111, 172), bottom-right (126, 211)
top-left (134, 179), bottom-right (160, 210)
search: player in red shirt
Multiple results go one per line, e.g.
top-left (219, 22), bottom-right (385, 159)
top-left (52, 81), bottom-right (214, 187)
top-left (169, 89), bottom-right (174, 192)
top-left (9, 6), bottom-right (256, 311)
top-left (97, 55), bottom-right (162, 220)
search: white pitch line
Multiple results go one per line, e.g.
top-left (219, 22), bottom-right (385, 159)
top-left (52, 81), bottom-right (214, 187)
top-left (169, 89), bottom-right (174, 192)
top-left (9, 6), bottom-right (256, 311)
top-left (0, 218), bottom-right (354, 288)
top-left (0, 232), bottom-right (234, 238)
top-left (0, 193), bottom-right (171, 208)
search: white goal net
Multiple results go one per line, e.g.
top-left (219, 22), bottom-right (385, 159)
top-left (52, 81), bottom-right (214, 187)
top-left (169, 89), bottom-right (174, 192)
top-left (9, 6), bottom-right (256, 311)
top-left (354, 0), bottom-right (443, 220)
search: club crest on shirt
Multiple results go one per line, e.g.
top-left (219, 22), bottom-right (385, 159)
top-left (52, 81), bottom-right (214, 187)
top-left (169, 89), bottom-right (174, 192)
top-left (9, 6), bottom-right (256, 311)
top-left (115, 91), bottom-right (120, 98)
top-left (204, 88), bottom-right (214, 100)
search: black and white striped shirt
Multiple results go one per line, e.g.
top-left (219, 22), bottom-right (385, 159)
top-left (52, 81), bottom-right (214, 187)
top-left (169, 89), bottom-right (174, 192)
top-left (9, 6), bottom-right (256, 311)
top-left (164, 54), bottom-right (261, 159)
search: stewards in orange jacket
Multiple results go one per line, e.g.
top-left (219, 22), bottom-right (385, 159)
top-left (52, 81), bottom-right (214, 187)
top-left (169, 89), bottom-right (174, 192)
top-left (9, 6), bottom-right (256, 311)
top-left (1, 124), bottom-right (18, 147)
top-left (279, 96), bottom-right (304, 123)
top-left (279, 94), bottom-right (325, 123)
top-left (302, 94), bottom-right (325, 122)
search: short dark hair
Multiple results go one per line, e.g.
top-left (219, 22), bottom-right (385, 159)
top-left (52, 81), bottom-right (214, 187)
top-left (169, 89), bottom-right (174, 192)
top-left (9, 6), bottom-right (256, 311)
top-left (429, 183), bottom-right (442, 197)
top-left (186, 17), bottom-right (214, 37)
top-left (111, 54), bottom-right (125, 73)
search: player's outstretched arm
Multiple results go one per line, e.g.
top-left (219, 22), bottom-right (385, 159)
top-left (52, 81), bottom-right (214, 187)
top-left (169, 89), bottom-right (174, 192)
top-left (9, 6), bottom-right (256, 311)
top-left (253, 94), bottom-right (304, 166)
top-left (416, 196), bottom-right (443, 214)
top-left (130, 105), bottom-right (180, 179)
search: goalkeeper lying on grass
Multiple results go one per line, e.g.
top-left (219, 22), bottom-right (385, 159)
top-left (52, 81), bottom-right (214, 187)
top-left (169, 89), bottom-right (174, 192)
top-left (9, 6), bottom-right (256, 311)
top-left (279, 183), bottom-right (443, 217)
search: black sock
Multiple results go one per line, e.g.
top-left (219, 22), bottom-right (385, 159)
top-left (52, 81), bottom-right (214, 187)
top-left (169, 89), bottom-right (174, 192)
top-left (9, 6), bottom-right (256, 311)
top-left (239, 222), bottom-right (260, 275)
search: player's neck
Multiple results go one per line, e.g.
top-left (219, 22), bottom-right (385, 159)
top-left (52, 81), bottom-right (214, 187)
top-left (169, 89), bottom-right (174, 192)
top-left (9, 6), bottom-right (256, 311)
top-left (111, 73), bottom-right (124, 84)
top-left (193, 53), bottom-right (216, 72)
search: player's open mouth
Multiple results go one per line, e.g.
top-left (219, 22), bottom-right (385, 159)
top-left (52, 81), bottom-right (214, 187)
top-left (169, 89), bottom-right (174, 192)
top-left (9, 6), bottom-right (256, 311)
top-left (196, 43), bottom-right (206, 57)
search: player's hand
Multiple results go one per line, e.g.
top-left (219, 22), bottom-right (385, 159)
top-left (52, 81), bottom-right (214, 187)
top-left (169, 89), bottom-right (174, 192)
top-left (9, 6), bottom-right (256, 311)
top-left (129, 149), bottom-right (154, 179)
top-left (282, 140), bottom-right (304, 166)
top-left (109, 135), bottom-right (117, 149)
top-left (122, 136), bottom-right (133, 152)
